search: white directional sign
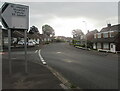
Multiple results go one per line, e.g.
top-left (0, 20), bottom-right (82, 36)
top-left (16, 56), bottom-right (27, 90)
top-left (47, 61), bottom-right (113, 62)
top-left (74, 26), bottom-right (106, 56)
top-left (1, 2), bottom-right (29, 29)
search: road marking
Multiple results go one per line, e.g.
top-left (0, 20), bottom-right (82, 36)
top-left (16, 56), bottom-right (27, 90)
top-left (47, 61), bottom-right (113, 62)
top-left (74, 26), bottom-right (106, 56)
top-left (60, 84), bottom-right (68, 89)
top-left (38, 50), bottom-right (47, 65)
top-left (57, 52), bottom-right (61, 54)
top-left (62, 59), bottom-right (73, 63)
top-left (35, 50), bottom-right (38, 53)
top-left (43, 61), bottom-right (47, 65)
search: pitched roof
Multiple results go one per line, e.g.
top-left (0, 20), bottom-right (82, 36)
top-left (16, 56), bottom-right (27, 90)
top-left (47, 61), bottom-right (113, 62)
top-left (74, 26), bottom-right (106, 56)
top-left (86, 29), bottom-right (98, 36)
top-left (12, 30), bottom-right (25, 38)
top-left (100, 24), bottom-right (120, 32)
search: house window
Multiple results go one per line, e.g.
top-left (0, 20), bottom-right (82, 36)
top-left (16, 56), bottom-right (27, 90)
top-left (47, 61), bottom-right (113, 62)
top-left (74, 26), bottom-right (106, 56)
top-left (94, 34), bottom-right (96, 38)
top-left (103, 33), bottom-right (108, 38)
top-left (103, 43), bottom-right (109, 49)
top-left (81, 35), bottom-right (84, 39)
top-left (110, 31), bottom-right (117, 37)
top-left (97, 33), bottom-right (101, 38)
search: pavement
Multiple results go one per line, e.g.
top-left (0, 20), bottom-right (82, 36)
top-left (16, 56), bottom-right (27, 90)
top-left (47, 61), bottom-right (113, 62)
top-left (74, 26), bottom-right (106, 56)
top-left (2, 44), bottom-right (66, 90)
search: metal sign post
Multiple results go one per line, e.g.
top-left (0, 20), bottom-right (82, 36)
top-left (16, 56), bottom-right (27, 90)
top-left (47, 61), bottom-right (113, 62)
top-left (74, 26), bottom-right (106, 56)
top-left (0, 25), bottom-right (2, 90)
top-left (8, 29), bottom-right (12, 74)
top-left (1, 2), bottom-right (29, 74)
top-left (24, 30), bottom-right (27, 73)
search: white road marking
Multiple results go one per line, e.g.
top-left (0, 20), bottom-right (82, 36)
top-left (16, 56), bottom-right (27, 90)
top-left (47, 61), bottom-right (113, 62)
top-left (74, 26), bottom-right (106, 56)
top-left (60, 84), bottom-right (68, 89)
top-left (57, 52), bottom-right (61, 54)
top-left (43, 61), bottom-right (47, 65)
top-left (62, 59), bottom-right (73, 63)
top-left (35, 50), bottom-right (38, 53)
top-left (38, 50), bottom-right (47, 65)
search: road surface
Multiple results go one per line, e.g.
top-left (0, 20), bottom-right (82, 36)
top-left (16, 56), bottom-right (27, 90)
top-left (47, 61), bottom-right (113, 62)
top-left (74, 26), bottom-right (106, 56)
top-left (41, 43), bottom-right (118, 89)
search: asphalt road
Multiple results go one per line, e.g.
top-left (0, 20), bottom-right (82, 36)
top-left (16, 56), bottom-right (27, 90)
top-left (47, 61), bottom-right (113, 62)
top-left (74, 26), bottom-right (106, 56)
top-left (41, 42), bottom-right (118, 89)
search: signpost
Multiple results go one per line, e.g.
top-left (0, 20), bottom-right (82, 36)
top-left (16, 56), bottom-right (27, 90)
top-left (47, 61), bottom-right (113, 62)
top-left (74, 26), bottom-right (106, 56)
top-left (1, 2), bottom-right (29, 73)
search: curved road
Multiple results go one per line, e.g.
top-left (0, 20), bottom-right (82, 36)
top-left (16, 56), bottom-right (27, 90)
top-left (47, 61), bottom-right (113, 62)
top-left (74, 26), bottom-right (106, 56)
top-left (41, 43), bottom-right (118, 89)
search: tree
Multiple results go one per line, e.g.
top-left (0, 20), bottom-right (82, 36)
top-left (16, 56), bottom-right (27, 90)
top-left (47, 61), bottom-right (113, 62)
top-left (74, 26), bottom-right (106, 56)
top-left (72, 29), bottom-right (84, 38)
top-left (29, 26), bottom-right (40, 34)
top-left (42, 24), bottom-right (55, 37)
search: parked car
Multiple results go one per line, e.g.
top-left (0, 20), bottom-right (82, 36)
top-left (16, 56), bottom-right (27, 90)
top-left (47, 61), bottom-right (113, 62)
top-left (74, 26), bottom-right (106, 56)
top-left (28, 40), bottom-right (36, 45)
top-left (28, 41), bottom-right (35, 47)
top-left (18, 40), bottom-right (28, 45)
top-left (18, 41), bottom-right (24, 45)
top-left (34, 41), bottom-right (39, 45)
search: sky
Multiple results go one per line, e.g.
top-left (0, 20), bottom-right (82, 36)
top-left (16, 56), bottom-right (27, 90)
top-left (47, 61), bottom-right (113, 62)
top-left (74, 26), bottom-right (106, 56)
top-left (0, 1), bottom-right (119, 37)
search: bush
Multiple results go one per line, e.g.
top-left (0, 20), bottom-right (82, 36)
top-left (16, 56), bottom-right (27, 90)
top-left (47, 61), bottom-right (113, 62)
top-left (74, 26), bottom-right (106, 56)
top-left (54, 39), bottom-right (65, 42)
top-left (45, 41), bottom-right (50, 44)
top-left (80, 44), bottom-right (85, 47)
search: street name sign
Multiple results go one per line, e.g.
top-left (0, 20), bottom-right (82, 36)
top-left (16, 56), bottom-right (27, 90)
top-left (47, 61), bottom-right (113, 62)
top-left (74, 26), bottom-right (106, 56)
top-left (1, 2), bottom-right (29, 29)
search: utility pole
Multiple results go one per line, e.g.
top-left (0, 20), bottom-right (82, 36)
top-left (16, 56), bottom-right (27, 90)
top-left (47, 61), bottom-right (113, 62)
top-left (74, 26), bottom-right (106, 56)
top-left (82, 21), bottom-right (87, 49)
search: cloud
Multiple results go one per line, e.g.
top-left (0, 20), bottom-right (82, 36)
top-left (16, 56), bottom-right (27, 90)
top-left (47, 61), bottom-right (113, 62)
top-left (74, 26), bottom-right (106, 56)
top-left (0, 2), bottom-right (118, 36)
top-left (27, 2), bottom-right (118, 25)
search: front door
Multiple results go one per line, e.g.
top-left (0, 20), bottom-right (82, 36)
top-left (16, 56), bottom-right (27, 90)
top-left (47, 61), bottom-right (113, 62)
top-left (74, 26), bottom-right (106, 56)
top-left (110, 43), bottom-right (116, 53)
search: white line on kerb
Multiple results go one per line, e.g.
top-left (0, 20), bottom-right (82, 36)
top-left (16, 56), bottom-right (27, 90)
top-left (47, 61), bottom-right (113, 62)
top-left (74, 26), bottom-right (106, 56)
top-left (38, 50), bottom-right (46, 65)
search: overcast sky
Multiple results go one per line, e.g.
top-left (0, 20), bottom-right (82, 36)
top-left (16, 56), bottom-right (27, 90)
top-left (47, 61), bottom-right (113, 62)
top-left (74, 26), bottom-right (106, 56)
top-left (0, 1), bottom-right (119, 37)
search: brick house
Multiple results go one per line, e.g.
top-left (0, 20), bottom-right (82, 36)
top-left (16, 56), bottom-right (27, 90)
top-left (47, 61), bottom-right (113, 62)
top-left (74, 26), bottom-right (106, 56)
top-left (86, 29), bottom-right (98, 48)
top-left (93, 24), bottom-right (120, 53)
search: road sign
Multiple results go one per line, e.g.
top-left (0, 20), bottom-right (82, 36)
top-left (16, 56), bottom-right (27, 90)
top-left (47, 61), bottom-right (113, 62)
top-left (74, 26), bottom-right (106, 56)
top-left (1, 2), bottom-right (29, 29)
top-left (1, 2), bottom-right (29, 73)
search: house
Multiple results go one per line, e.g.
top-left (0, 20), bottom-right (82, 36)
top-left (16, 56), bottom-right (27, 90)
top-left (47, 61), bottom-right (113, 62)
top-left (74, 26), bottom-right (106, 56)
top-left (93, 24), bottom-right (120, 53)
top-left (2, 28), bottom-right (27, 48)
top-left (72, 30), bottom-right (85, 46)
top-left (39, 34), bottom-right (51, 44)
top-left (86, 29), bottom-right (98, 41)
top-left (55, 36), bottom-right (67, 41)
top-left (1, 27), bottom-right (51, 47)
top-left (66, 37), bottom-right (73, 42)
top-left (27, 33), bottom-right (41, 44)
top-left (86, 29), bottom-right (98, 48)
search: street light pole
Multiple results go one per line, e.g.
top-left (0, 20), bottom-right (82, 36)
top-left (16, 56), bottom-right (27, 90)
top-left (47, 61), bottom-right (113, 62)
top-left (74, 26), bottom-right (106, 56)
top-left (82, 21), bottom-right (87, 49)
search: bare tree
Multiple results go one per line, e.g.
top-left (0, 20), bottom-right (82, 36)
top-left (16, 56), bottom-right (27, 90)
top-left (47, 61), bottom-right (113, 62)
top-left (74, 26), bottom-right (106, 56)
top-left (72, 29), bottom-right (84, 38)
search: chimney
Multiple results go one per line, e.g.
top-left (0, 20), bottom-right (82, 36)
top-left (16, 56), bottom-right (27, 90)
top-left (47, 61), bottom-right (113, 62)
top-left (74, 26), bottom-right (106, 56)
top-left (107, 23), bottom-right (111, 27)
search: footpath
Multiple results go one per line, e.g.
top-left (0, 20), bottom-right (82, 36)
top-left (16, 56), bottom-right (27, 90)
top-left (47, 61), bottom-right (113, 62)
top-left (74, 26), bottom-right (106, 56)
top-left (2, 46), bottom-right (65, 90)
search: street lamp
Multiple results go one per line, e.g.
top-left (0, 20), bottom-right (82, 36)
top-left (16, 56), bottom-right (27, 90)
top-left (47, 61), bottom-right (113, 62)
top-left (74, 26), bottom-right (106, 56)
top-left (82, 21), bottom-right (87, 49)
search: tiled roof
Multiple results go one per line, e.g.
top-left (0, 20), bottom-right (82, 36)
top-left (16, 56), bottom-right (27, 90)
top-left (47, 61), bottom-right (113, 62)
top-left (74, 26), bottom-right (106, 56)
top-left (86, 30), bottom-right (98, 35)
top-left (100, 24), bottom-right (120, 32)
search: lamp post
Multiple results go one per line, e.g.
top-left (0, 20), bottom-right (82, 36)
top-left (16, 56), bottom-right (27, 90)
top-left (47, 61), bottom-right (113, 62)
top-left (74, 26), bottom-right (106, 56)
top-left (82, 21), bottom-right (87, 49)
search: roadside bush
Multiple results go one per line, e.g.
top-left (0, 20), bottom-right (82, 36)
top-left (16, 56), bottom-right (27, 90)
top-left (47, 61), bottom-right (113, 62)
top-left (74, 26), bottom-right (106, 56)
top-left (80, 44), bottom-right (85, 47)
top-left (45, 41), bottom-right (50, 44)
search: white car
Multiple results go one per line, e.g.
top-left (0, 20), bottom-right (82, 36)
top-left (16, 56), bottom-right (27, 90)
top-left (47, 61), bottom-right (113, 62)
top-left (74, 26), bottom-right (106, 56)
top-left (35, 41), bottom-right (39, 45)
top-left (18, 41), bottom-right (28, 45)
top-left (18, 41), bottom-right (24, 45)
top-left (28, 41), bottom-right (35, 47)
